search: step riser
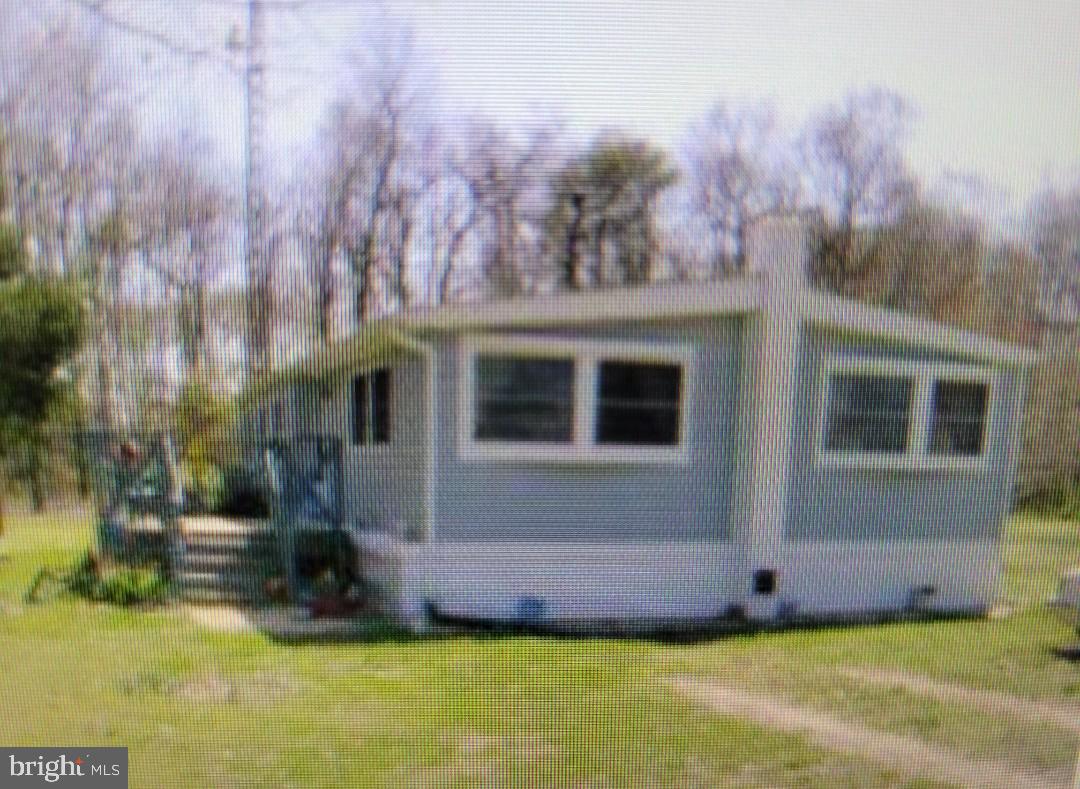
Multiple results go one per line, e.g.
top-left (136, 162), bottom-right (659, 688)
top-left (181, 556), bottom-right (271, 573)
top-left (178, 590), bottom-right (258, 605)
top-left (176, 527), bottom-right (326, 603)
top-left (182, 556), bottom-right (274, 568)
top-left (175, 527), bottom-right (274, 604)
top-left (184, 539), bottom-right (276, 552)
top-left (178, 569), bottom-right (266, 583)
top-left (176, 579), bottom-right (264, 604)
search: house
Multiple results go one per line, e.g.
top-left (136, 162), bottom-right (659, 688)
top-left (251, 215), bottom-right (1035, 630)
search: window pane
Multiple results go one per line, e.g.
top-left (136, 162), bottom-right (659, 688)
top-left (352, 374), bottom-right (368, 445)
top-left (928, 380), bottom-right (987, 456)
top-left (353, 370), bottom-right (391, 445)
top-left (595, 361), bottom-right (682, 445)
top-left (474, 356), bottom-right (574, 442)
top-left (824, 373), bottom-right (913, 453)
top-left (372, 369), bottom-right (391, 444)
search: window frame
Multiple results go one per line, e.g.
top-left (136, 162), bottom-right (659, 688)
top-left (815, 355), bottom-right (996, 472)
top-left (352, 367), bottom-right (391, 449)
top-left (458, 334), bottom-right (694, 464)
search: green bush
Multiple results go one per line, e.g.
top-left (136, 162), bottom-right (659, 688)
top-left (65, 551), bottom-right (170, 606)
top-left (181, 456), bottom-right (225, 514)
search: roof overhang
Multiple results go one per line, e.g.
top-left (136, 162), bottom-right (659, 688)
top-left (239, 328), bottom-right (426, 409)
top-left (800, 289), bottom-right (1038, 367)
top-left (244, 275), bottom-right (1036, 406)
top-left (382, 274), bottom-right (764, 333)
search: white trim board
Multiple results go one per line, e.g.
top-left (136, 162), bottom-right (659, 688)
top-left (250, 278), bottom-right (1035, 401)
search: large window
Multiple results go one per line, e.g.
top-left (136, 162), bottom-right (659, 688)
top-left (824, 373), bottom-right (913, 453)
top-left (818, 358), bottom-right (993, 469)
top-left (353, 369), bottom-right (390, 446)
top-left (595, 361), bottom-right (682, 446)
top-left (461, 336), bottom-right (691, 463)
top-left (927, 379), bottom-right (989, 457)
top-left (474, 356), bottom-right (574, 442)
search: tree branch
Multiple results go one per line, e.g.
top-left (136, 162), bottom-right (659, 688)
top-left (66, 0), bottom-right (239, 71)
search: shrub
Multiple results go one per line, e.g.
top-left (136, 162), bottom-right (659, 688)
top-left (96, 566), bottom-right (170, 606)
top-left (181, 456), bottom-right (226, 514)
top-left (65, 551), bottom-right (170, 606)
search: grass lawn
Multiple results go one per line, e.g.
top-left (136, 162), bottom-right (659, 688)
top-left (1, 512), bottom-right (1078, 787)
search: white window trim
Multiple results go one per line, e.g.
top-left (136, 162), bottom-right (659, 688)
top-left (458, 334), bottom-right (694, 465)
top-left (815, 355), bottom-right (997, 472)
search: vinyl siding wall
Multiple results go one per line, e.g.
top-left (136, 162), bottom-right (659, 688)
top-left (290, 356), bottom-right (429, 540)
top-left (784, 328), bottom-right (1027, 542)
top-left (426, 317), bottom-right (745, 543)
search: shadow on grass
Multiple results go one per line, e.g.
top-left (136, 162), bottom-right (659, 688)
top-left (249, 603), bottom-right (994, 647)
top-left (1051, 643), bottom-right (1080, 661)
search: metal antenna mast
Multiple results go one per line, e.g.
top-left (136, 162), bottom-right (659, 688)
top-left (70, 0), bottom-right (284, 381)
top-left (242, 0), bottom-right (271, 380)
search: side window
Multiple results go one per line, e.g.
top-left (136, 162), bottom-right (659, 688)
top-left (353, 369), bottom-right (390, 446)
top-left (473, 356), bottom-right (574, 442)
top-left (595, 361), bottom-right (682, 446)
top-left (927, 379), bottom-right (988, 456)
top-left (824, 372), bottom-right (914, 454)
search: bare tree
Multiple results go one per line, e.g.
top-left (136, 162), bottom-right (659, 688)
top-left (0, 19), bottom-right (135, 277)
top-left (801, 87), bottom-right (917, 291)
top-left (0, 19), bottom-right (146, 432)
top-left (680, 101), bottom-right (799, 274)
top-left (451, 118), bottom-right (563, 298)
top-left (304, 23), bottom-right (434, 333)
top-left (857, 201), bottom-right (985, 325)
top-left (137, 135), bottom-right (234, 381)
top-left (1027, 182), bottom-right (1080, 320)
top-left (428, 147), bottom-right (481, 305)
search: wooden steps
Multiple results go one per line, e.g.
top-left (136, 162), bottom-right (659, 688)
top-left (175, 517), bottom-right (276, 605)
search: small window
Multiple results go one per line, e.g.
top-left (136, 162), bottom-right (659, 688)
top-left (595, 361), bottom-right (682, 445)
top-left (928, 380), bottom-right (988, 456)
top-left (353, 369), bottom-right (390, 446)
top-left (474, 356), bottom-right (574, 442)
top-left (824, 373), bottom-right (913, 453)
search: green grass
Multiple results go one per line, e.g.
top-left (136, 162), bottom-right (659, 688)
top-left (1, 512), bottom-right (1078, 787)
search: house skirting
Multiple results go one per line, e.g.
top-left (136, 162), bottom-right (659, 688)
top-left (353, 534), bottom-right (1001, 631)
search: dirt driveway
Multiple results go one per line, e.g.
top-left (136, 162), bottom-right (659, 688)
top-left (668, 675), bottom-right (1076, 789)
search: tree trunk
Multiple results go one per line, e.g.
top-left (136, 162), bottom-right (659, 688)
top-left (396, 213), bottom-right (415, 309)
top-left (73, 408), bottom-right (91, 500)
top-left (352, 232), bottom-right (377, 326)
top-left (318, 242), bottom-right (336, 341)
top-left (563, 193), bottom-right (585, 290)
top-left (0, 462), bottom-right (7, 538)
top-left (28, 440), bottom-right (46, 513)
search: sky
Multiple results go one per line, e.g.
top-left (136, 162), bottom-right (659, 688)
top-left (31, 0), bottom-right (1080, 219)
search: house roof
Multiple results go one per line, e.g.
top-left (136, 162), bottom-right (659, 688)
top-left (246, 275), bottom-right (1037, 401)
